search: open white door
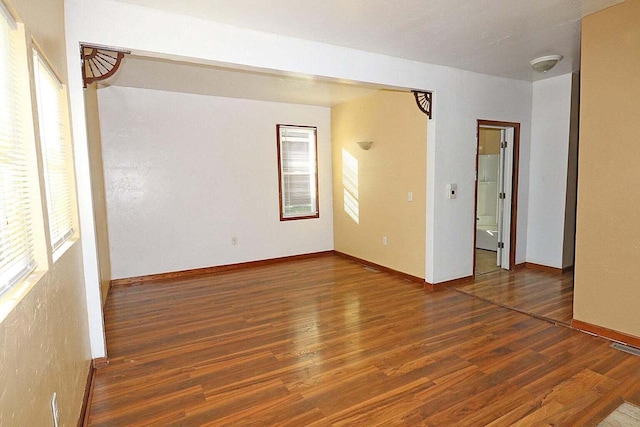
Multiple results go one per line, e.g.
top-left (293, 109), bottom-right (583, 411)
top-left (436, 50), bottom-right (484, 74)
top-left (476, 121), bottom-right (519, 275)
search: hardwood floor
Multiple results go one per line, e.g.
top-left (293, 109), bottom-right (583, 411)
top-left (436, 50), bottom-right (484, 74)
top-left (88, 255), bottom-right (640, 426)
top-left (455, 268), bottom-right (574, 325)
top-left (475, 248), bottom-right (501, 275)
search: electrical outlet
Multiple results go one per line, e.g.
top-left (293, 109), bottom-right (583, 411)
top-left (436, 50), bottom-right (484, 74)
top-left (231, 237), bottom-right (238, 245)
top-left (382, 236), bottom-right (388, 246)
top-left (51, 393), bottom-right (59, 427)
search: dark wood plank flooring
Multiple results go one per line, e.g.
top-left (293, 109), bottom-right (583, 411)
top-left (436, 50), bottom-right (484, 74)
top-left (455, 268), bottom-right (574, 325)
top-left (88, 255), bottom-right (638, 426)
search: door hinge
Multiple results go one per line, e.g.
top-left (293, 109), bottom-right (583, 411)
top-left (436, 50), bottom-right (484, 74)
top-left (498, 242), bottom-right (504, 249)
top-left (501, 141), bottom-right (507, 149)
top-left (499, 192), bottom-right (506, 199)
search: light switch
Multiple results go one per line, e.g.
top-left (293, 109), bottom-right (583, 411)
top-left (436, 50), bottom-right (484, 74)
top-left (447, 183), bottom-right (457, 199)
top-left (407, 191), bottom-right (413, 202)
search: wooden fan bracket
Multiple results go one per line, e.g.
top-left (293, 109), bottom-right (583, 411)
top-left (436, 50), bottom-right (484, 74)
top-left (412, 90), bottom-right (433, 119)
top-left (81, 44), bottom-right (130, 88)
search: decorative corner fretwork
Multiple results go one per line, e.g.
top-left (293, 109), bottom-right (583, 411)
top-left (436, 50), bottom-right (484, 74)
top-left (81, 44), bottom-right (130, 88)
top-left (412, 90), bottom-right (433, 119)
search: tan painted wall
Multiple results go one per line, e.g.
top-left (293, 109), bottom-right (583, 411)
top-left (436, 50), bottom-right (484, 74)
top-left (85, 84), bottom-right (112, 304)
top-left (332, 90), bottom-right (427, 278)
top-left (0, 0), bottom-right (92, 425)
top-left (479, 128), bottom-right (501, 155)
top-left (574, 0), bottom-right (640, 337)
top-left (0, 245), bottom-right (90, 425)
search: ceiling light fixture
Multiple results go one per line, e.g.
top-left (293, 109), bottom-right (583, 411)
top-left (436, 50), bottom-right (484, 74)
top-left (530, 55), bottom-right (563, 73)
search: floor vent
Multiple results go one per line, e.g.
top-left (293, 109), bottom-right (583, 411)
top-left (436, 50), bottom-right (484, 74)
top-left (363, 266), bottom-right (379, 273)
top-left (611, 342), bottom-right (640, 357)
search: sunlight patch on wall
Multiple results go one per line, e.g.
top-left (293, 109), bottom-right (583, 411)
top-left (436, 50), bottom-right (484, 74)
top-left (342, 148), bottom-right (359, 224)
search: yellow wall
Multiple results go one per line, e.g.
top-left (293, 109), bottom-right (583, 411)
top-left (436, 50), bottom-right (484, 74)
top-left (574, 0), bottom-right (640, 337)
top-left (0, 245), bottom-right (90, 425)
top-left (479, 128), bottom-right (501, 155)
top-left (332, 90), bottom-right (427, 278)
top-left (0, 0), bottom-right (92, 425)
top-left (85, 84), bottom-right (112, 304)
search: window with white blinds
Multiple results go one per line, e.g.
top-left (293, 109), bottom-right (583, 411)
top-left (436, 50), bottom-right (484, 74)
top-left (33, 49), bottom-right (74, 253)
top-left (276, 125), bottom-right (319, 221)
top-left (0, 8), bottom-right (36, 295)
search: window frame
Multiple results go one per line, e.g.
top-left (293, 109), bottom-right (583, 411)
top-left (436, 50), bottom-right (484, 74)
top-left (32, 45), bottom-right (75, 256)
top-left (276, 124), bottom-right (320, 221)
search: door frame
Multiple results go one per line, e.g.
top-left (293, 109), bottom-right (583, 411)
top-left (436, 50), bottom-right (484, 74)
top-left (473, 119), bottom-right (521, 274)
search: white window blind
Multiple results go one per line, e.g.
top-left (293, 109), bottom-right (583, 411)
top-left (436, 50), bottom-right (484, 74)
top-left (0, 9), bottom-right (36, 295)
top-left (277, 125), bottom-right (318, 220)
top-left (33, 49), bottom-right (74, 252)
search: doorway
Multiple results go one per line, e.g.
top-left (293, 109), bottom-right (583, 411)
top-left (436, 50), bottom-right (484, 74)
top-left (474, 120), bottom-right (520, 275)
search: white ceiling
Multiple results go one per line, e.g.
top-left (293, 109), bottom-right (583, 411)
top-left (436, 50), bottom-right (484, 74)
top-left (114, 0), bottom-right (623, 81)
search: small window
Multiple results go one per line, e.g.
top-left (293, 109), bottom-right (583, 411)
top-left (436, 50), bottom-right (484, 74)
top-left (277, 124), bottom-right (319, 221)
top-left (33, 49), bottom-right (74, 253)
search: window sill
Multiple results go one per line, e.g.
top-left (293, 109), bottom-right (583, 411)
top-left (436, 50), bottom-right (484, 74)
top-left (52, 237), bottom-right (77, 263)
top-left (280, 213), bottom-right (320, 221)
top-left (0, 238), bottom-right (79, 324)
top-left (0, 268), bottom-right (47, 324)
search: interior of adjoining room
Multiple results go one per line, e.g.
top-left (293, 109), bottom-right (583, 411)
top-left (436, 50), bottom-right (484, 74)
top-left (82, 49), bottom-right (580, 338)
top-left (84, 53), bottom-right (430, 300)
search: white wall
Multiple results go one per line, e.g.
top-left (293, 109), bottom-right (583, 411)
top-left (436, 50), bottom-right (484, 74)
top-left (526, 73), bottom-right (573, 268)
top-left (64, 0), bottom-right (534, 322)
top-left (98, 86), bottom-right (333, 279)
top-left (426, 77), bottom-right (532, 282)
